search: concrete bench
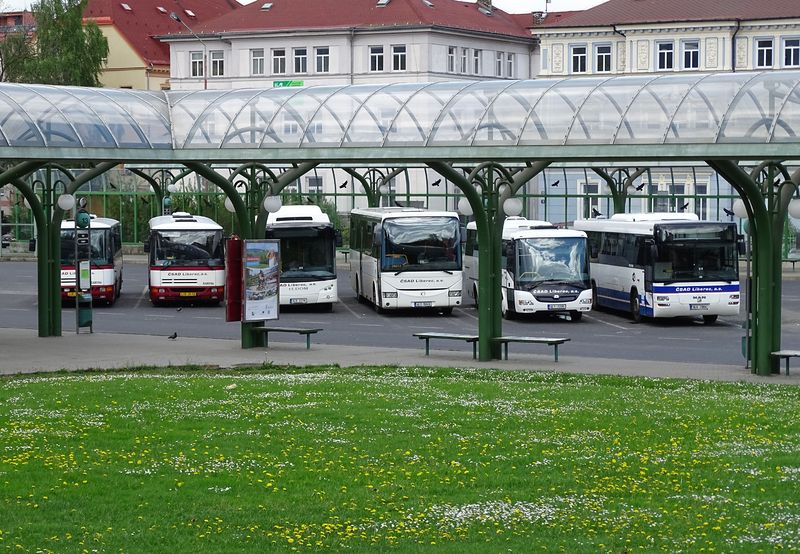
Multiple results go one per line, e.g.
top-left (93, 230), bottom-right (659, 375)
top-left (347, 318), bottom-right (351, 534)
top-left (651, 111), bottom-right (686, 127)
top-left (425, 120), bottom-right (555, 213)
top-left (256, 326), bottom-right (323, 350)
top-left (771, 350), bottom-right (800, 375)
top-left (413, 332), bottom-right (479, 359)
top-left (492, 336), bottom-right (570, 362)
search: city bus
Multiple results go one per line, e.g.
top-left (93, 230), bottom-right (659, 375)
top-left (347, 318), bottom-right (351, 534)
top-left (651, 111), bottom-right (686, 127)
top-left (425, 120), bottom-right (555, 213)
top-left (573, 213), bottom-right (741, 324)
top-left (265, 205), bottom-right (341, 311)
top-left (349, 207), bottom-right (462, 314)
top-left (60, 215), bottom-right (123, 305)
top-left (145, 212), bottom-right (225, 306)
top-left (464, 216), bottom-right (592, 321)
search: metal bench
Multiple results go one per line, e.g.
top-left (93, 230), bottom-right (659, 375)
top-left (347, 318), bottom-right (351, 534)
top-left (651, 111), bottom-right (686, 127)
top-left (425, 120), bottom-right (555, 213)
top-left (256, 326), bottom-right (323, 350)
top-left (413, 332), bottom-right (479, 359)
top-left (771, 350), bottom-right (800, 375)
top-left (491, 336), bottom-right (570, 362)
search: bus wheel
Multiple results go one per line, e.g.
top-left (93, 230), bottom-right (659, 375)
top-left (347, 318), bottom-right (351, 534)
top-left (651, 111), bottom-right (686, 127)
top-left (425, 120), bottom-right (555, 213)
top-left (703, 314), bottom-right (718, 325)
top-left (630, 289), bottom-right (642, 323)
top-left (501, 300), bottom-right (515, 320)
top-left (439, 307), bottom-right (453, 316)
top-left (321, 303), bottom-right (333, 313)
top-left (570, 311), bottom-right (583, 322)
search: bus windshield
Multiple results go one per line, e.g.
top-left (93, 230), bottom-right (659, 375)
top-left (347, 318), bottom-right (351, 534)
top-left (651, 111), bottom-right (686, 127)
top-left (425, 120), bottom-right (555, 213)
top-left (515, 237), bottom-right (589, 288)
top-left (382, 216), bottom-right (461, 272)
top-left (152, 230), bottom-right (224, 267)
top-left (268, 226), bottom-right (335, 281)
top-left (60, 229), bottom-right (111, 265)
top-left (654, 242), bottom-right (738, 282)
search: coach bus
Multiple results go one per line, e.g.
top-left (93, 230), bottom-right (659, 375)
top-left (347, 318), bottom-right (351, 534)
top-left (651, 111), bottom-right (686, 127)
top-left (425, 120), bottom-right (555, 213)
top-left (145, 212), bottom-right (225, 306)
top-left (265, 205), bottom-right (340, 311)
top-left (464, 216), bottom-right (592, 321)
top-left (60, 216), bottom-right (123, 305)
top-left (349, 207), bottom-right (462, 314)
top-left (573, 213), bottom-right (741, 324)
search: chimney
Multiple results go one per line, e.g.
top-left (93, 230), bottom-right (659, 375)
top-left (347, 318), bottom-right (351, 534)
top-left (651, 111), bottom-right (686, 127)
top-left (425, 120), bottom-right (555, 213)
top-left (532, 11), bottom-right (546, 25)
top-left (477, 0), bottom-right (492, 15)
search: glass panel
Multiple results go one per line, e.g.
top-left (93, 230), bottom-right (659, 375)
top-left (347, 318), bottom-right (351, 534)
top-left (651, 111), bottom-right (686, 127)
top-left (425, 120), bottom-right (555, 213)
top-left (0, 87), bottom-right (42, 147)
top-left (33, 87), bottom-right (117, 148)
top-left (0, 85), bottom-right (80, 146)
top-left (473, 80), bottom-right (552, 145)
top-left (222, 89), bottom-right (302, 147)
top-left (520, 78), bottom-right (606, 144)
top-left (97, 89), bottom-right (172, 148)
top-left (265, 85), bottom-right (344, 146)
top-left (301, 84), bottom-right (382, 145)
top-left (428, 81), bottom-right (512, 145)
top-left (344, 82), bottom-right (427, 145)
top-left (181, 91), bottom-right (253, 148)
top-left (719, 71), bottom-right (800, 143)
top-left (567, 76), bottom-right (653, 143)
top-left (169, 90), bottom-right (235, 147)
top-left (666, 73), bottom-right (751, 143)
top-left (615, 74), bottom-right (700, 143)
top-left (385, 82), bottom-right (471, 145)
top-left (772, 75), bottom-right (800, 142)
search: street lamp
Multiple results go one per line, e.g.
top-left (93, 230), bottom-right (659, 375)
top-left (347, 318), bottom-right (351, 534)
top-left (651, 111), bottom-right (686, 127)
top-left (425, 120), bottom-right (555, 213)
top-left (169, 11), bottom-right (207, 90)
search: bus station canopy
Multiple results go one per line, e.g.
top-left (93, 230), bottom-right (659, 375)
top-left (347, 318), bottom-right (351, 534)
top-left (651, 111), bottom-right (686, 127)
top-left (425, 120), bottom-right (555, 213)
top-left (0, 71), bottom-right (798, 163)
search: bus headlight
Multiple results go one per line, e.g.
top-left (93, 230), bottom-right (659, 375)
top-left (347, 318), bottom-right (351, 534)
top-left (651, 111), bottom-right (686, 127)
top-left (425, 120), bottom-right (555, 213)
top-left (448, 290), bottom-right (461, 297)
top-left (382, 291), bottom-right (398, 298)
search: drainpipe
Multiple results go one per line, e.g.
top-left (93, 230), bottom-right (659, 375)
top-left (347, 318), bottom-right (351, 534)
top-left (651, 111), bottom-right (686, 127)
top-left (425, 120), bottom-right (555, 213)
top-left (612, 24), bottom-right (625, 38)
top-left (731, 19), bottom-right (741, 72)
top-left (349, 28), bottom-right (355, 84)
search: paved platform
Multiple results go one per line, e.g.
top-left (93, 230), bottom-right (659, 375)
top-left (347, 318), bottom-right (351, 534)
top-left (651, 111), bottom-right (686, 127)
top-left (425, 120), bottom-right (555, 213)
top-left (0, 327), bottom-right (797, 384)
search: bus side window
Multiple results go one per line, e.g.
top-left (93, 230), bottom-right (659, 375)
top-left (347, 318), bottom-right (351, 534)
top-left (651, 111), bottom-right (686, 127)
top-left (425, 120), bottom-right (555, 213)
top-left (465, 229), bottom-right (477, 256)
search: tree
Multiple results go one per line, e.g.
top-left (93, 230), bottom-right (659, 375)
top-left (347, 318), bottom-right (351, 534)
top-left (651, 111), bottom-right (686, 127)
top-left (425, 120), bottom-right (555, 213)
top-left (9, 0), bottom-right (108, 86)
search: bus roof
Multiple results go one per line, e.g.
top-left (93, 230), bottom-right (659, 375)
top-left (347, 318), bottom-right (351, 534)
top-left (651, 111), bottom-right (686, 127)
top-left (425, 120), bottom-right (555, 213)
top-left (60, 215), bottom-right (119, 230)
top-left (266, 205), bottom-right (330, 226)
top-left (148, 212), bottom-right (222, 231)
top-left (573, 213), bottom-right (729, 236)
top-left (350, 207), bottom-right (458, 220)
top-left (466, 216), bottom-right (556, 232)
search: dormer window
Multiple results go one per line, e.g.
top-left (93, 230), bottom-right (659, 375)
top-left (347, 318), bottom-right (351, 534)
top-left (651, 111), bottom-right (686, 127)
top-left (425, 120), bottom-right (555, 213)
top-left (261, 2), bottom-right (273, 10)
top-left (156, 6), bottom-right (167, 13)
top-left (184, 9), bottom-right (196, 18)
top-left (422, 0), bottom-right (433, 6)
top-left (120, 3), bottom-right (132, 11)
top-left (376, 0), bottom-right (390, 6)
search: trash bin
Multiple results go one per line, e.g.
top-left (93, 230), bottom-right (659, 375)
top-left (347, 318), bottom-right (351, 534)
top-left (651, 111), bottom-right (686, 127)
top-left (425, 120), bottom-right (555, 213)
top-left (77, 292), bottom-right (93, 328)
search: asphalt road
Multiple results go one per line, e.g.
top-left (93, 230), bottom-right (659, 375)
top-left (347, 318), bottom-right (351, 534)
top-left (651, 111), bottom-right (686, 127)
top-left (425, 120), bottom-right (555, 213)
top-left (3, 260), bottom-right (800, 366)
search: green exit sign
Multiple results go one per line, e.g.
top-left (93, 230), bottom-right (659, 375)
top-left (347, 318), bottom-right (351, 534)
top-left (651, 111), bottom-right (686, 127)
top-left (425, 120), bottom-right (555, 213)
top-left (273, 80), bottom-right (304, 87)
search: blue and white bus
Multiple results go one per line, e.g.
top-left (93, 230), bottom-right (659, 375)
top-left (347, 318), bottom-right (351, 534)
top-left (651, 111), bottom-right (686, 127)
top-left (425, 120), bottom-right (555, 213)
top-left (573, 213), bottom-right (741, 324)
top-left (349, 207), bottom-right (462, 314)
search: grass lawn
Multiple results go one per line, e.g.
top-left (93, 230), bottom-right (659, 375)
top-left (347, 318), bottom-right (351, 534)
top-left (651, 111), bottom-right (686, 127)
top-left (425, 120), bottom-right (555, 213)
top-left (1, 365), bottom-right (799, 553)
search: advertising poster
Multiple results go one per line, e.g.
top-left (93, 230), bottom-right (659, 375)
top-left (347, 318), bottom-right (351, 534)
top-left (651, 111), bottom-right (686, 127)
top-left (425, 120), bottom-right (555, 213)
top-left (243, 239), bottom-right (280, 322)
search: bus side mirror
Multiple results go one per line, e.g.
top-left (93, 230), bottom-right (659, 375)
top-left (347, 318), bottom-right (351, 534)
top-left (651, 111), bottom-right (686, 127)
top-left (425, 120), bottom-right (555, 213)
top-left (335, 229), bottom-right (343, 247)
top-left (28, 238), bottom-right (36, 252)
top-left (737, 235), bottom-right (746, 255)
top-left (590, 244), bottom-right (598, 258)
top-left (459, 225), bottom-right (467, 244)
top-left (143, 239), bottom-right (150, 253)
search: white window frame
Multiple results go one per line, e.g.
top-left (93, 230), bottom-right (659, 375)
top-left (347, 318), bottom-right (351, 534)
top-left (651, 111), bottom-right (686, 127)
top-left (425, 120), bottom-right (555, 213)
top-left (657, 41), bottom-right (674, 71)
top-left (783, 37), bottom-right (800, 68)
top-left (272, 48), bottom-right (286, 75)
top-left (370, 45), bottom-right (384, 72)
top-left (595, 44), bottom-right (612, 73)
top-left (315, 46), bottom-right (330, 73)
top-left (447, 46), bottom-right (456, 73)
top-left (495, 51), bottom-right (504, 77)
top-left (570, 44), bottom-right (587, 74)
top-left (190, 51), bottom-right (204, 77)
top-left (682, 40), bottom-right (700, 70)
top-left (210, 50), bottom-right (224, 77)
top-left (756, 38), bottom-right (774, 68)
top-left (251, 48), bottom-right (265, 76)
top-left (293, 47), bottom-right (308, 74)
top-left (506, 52), bottom-right (515, 78)
top-left (472, 48), bottom-right (481, 74)
top-left (461, 48), bottom-right (468, 73)
top-left (391, 44), bottom-right (407, 71)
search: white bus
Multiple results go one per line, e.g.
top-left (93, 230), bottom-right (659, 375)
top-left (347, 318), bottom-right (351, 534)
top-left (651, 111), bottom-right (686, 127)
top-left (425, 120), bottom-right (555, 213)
top-left (265, 205), bottom-right (340, 311)
top-left (464, 217), bottom-right (592, 321)
top-left (573, 213), bottom-right (741, 324)
top-left (60, 216), bottom-right (123, 305)
top-left (145, 212), bottom-right (225, 306)
top-left (349, 207), bottom-right (462, 314)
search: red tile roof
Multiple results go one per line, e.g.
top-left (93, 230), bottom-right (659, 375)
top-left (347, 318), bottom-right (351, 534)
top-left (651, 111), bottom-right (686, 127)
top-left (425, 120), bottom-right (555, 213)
top-left (186, 0), bottom-right (531, 39)
top-left (541, 0), bottom-right (800, 27)
top-left (84, 0), bottom-right (240, 66)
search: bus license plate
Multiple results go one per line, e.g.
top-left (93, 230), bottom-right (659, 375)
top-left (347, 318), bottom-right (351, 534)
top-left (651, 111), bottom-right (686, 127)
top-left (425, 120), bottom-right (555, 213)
top-left (547, 304), bottom-right (566, 310)
top-left (414, 301), bottom-right (433, 308)
top-left (290, 298), bottom-right (307, 304)
top-left (179, 292), bottom-right (197, 297)
top-left (690, 304), bottom-right (709, 311)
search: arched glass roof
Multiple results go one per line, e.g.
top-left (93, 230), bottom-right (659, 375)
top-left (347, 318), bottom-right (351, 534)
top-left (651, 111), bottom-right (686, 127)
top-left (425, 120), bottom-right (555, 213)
top-left (0, 71), bottom-right (798, 159)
